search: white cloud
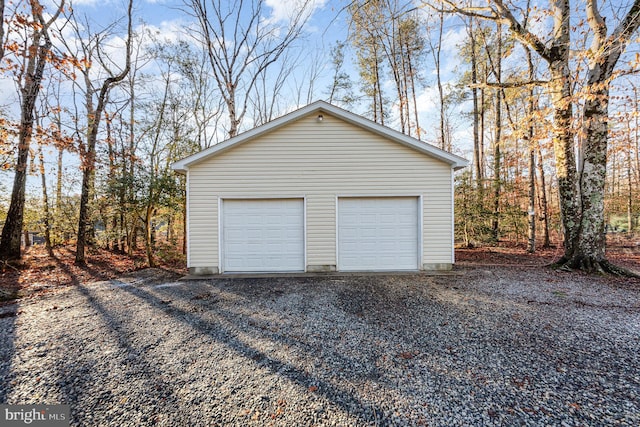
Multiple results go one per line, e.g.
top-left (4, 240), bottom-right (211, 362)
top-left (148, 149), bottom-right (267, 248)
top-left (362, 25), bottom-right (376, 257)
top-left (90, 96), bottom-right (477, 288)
top-left (264, 0), bottom-right (327, 24)
top-left (415, 85), bottom-right (441, 115)
top-left (441, 27), bottom-right (466, 54)
top-left (138, 19), bottom-right (196, 45)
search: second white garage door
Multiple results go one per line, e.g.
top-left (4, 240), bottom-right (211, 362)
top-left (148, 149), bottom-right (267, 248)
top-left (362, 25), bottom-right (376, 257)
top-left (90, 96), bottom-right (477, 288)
top-left (338, 197), bottom-right (419, 271)
top-left (222, 199), bottom-right (304, 272)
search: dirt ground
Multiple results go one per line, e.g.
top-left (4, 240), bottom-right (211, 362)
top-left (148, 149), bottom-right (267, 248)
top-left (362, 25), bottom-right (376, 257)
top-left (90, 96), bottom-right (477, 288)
top-left (0, 245), bottom-right (186, 303)
top-left (456, 238), bottom-right (640, 273)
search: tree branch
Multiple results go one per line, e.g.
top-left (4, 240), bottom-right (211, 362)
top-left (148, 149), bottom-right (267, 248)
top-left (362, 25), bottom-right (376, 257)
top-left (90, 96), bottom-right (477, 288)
top-left (423, 0), bottom-right (553, 62)
top-left (0, 0), bottom-right (5, 62)
top-left (586, 0), bottom-right (607, 54)
top-left (470, 80), bottom-right (549, 89)
top-left (609, 0), bottom-right (640, 45)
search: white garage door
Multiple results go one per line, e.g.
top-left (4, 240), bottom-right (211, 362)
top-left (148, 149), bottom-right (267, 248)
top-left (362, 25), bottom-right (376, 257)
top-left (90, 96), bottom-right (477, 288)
top-left (222, 199), bottom-right (304, 272)
top-left (338, 197), bottom-right (419, 271)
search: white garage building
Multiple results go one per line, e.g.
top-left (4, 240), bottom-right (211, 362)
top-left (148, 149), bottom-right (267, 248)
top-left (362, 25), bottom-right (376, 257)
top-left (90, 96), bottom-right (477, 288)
top-left (172, 101), bottom-right (467, 274)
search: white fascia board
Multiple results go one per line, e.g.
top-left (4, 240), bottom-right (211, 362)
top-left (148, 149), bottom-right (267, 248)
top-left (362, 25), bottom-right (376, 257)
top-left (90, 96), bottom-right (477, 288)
top-left (171, 100), bottom-right (469, 172)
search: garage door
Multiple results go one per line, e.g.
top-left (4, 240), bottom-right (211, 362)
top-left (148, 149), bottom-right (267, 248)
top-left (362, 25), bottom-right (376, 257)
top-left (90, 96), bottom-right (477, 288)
top-left (222, 199), bottom-right (304, 272)
top-left (338, 197), bottom-right (419, 271)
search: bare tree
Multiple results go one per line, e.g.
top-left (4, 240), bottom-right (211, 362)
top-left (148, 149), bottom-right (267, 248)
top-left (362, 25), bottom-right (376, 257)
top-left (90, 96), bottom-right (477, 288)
top-left (490, 23), bottom-right (502, 241)
top-left (291, 49), bottom-right (324, 108)
top-left (429, 7), bottom-right (446, 148)
top-left (73, 0), bottom-right (133, 264)
top-left (252, 50), bottom-right (300, 124)
top-left (326, 41), bottom-right (354, 108)
top-left (187, 0), bottom-right (312, 137)
top-left (526, 47), bottom-right (537, 253)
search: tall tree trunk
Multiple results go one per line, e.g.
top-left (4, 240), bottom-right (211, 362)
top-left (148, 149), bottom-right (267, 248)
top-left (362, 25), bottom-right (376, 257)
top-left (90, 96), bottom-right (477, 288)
top-left (0, 0), bottom-right (5, 62)
top-left (527, 139), bottom-right (536, 253)
top-left (570, 84), bottom-right (608, 268)
top-left (0, 1), bottom-right (61, 259)
top-left (480, 84), bottom-right (485, 183)
top-left (105, 113), bottom-right (118, 251)
top-left (526, 46), bottom-right (536, 253)
top-left (628, 137), bottom-right (633, 233)
top-left (537, 146), bottom-right (551, 247)
top-left (435, 9), bottom-right (445, 149)
top-left (144, 206), bottom-right (156, 268)
top-left (374, 45), bottom-right (384, 125)
top-left (468, 19), bottom-right (482, 184)
top-left (182, 193), bottom-right (187, 255)
top-left (548, 57), bottom-right (579, 260)
top-left (76, 0), bottom-right (133, 264)
top-left (635, 87), bottom-right (639, 191)
top-left (564, 0), bottom-right (640, 273)
top-left (398, 27), bottom-right (411, 137)
top-left (75, 81), bottom-right (98, 265)
top-left (56, 147), bottom-right (63, 211)
top-left (491, 24), bottom-right (503, 242)
top-left (406, 49), bottom-right (421, 140)
top-left (38, 146), bottom-right (54, 256)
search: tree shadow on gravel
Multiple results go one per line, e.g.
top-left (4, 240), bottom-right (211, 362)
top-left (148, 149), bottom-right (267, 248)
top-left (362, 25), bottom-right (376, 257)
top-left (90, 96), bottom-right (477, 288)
top-left (168, 276), bottom-right (640, 426)
top-left (117, 282), bottom-right (388, 425)
top-left (0, 303), bottom-right (18, 402)
top-left (44, 256), bottom-right (181, 424)
top-left (66, 283), bottom-right (181, 420)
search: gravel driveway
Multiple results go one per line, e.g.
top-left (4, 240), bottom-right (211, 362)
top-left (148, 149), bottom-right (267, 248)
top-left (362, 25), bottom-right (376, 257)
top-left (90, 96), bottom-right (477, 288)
top-left (1, 267), bottom-right (639, 426)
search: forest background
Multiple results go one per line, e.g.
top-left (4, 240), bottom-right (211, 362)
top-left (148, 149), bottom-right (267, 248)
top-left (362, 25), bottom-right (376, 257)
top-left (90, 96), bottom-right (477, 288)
top-left (0, 0), bottom-right (639, 273)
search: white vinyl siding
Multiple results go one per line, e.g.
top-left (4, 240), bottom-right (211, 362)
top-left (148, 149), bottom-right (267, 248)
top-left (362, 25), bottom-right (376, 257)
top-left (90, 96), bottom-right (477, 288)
top-left (187, 112), bottom-right (453, 271)
top-left (338, 197), bottom-right (419, 271)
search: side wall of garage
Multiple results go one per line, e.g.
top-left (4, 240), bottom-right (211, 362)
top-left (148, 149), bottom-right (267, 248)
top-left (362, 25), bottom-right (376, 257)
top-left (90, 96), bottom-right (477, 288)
top-left (187, 112), bottom-right (454, 273)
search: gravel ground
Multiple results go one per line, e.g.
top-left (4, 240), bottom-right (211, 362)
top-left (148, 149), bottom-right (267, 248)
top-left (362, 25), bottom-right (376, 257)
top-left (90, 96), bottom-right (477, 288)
top-left (1, 267), bottom-right (639, 426)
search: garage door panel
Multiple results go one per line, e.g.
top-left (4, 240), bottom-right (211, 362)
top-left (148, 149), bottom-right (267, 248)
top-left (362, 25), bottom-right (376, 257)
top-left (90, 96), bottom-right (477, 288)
top-left (222, 199), bottom-right (304, 272)
top-left (338, 197), bottom-right (418, 271)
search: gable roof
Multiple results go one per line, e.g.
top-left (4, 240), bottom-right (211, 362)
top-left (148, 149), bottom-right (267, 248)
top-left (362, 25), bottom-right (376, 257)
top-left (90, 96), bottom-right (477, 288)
top-left (171, 100), bottom-right (469, 173)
